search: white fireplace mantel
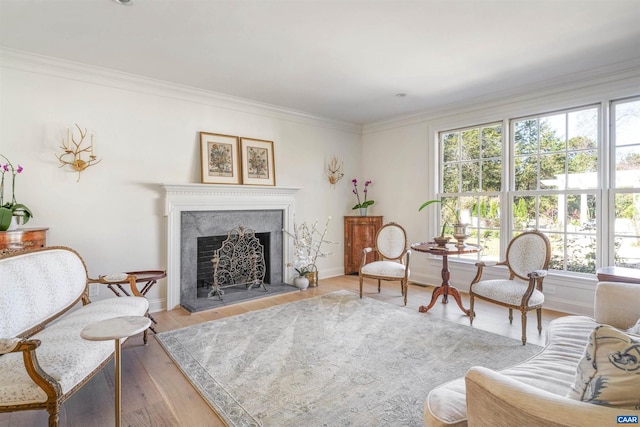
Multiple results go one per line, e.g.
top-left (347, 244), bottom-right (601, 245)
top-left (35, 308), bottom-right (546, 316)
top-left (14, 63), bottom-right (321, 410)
top-left (162, 183), bottom-right (301, 310)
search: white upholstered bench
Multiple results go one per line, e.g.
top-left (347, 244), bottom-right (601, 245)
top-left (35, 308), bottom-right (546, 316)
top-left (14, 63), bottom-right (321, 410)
top-left (0, 246), bottom-right (149, 426)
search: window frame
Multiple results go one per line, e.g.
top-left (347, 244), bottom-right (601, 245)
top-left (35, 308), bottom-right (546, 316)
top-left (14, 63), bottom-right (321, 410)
top-left (608, 96), bottom-right (640, 268)
top-left (433, 97), bottom-right (640, 276)
top-left (437, 121), bottom-right (505, 262)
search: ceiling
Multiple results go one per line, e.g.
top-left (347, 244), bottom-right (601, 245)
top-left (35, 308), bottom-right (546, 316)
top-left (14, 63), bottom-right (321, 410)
top-left (1, 0), bottom-right (639, 124)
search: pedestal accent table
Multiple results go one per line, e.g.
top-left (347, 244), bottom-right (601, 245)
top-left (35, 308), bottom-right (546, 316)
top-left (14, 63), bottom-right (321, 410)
top-left (81, 316), bottom-right (151, 427)
top-left (411, 242), bottom-right (482, 315)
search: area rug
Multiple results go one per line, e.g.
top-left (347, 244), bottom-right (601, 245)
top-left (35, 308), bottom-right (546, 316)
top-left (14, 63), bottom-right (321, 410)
top-left (157, 290), bottom-right (541, 426)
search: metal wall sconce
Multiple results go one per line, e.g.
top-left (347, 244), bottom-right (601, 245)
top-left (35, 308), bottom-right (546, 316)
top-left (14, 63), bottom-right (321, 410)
top-left (57, 124), bottom-right (101, 182)
top-left (326, 155), bottom-right (344, 186)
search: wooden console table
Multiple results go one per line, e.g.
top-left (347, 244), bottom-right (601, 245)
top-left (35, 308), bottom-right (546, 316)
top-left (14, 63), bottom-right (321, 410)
top-left (596, 266), bottom-right (640, 285)
top-left (0, 227), bottom-right (48, 255)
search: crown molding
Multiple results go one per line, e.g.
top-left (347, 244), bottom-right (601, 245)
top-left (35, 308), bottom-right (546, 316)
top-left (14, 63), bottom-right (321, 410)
top-left (0, 47), bottom-right (362, 135)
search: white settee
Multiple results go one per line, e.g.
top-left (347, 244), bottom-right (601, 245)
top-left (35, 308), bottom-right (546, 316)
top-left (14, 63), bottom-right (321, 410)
top-left (424, 281), bottom-right (640, 427)
top-left (0, 246), bottom-right (149, 426)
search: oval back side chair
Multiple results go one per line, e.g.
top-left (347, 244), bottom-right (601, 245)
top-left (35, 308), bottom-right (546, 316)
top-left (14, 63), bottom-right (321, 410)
top-left (469, 230), bottom-right (551, 345)
top-left (359, 222), bottom-right (411, 305)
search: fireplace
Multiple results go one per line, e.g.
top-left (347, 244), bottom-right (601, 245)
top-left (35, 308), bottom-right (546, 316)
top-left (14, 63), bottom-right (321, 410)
top-left (163, 184), bottom-right (300, 311)
top-left (180, 210), bottom-right (283, 311)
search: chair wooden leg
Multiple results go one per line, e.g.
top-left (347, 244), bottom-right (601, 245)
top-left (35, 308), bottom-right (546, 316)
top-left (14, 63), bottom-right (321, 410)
top-left (377, 279), bottom-right (381, 293)
top-left (359, 275), bottom-right (364, 298)
top-left (509, 308), bottom-right (513, 324)
top-left (521, 311), bottom-right (527, 345)
top-left (537, 308), bottom-right (542, 334)
top-left (403, 281), bottom-right (407, 306)
top-left (469, 295), bottom-right (475, 325)
top-left (47, 403), bottom-right (60, 427)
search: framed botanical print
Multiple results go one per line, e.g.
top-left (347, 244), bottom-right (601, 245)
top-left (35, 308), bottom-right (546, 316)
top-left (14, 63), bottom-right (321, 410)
top-left (240, 137), bottom-right (276, 186)
top-left (200, 132), bottom-right (241, 184)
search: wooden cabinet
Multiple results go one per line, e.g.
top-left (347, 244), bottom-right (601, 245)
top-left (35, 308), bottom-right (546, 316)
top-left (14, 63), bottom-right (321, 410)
top-left (0, 228), bottom-right (48, 255)
top-left (344, 216), bottom-right (383, 275)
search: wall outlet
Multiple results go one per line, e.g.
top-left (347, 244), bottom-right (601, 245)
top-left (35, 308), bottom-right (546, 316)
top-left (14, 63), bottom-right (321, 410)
top-left (545, 285), bottom-right (556, 295)
top-left (89, 283), bottom-right (99, 297)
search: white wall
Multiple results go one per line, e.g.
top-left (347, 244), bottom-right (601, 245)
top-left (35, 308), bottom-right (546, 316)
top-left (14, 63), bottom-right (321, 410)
top-left (3, 49), bottom-right (639, 316)
top-left (362, 64), bottom-right (640, 316)
top-left (0, 50), bottom-right (362, 312)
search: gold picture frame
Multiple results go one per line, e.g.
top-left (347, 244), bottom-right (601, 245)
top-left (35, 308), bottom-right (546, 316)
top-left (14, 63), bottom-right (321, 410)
top-left (240, 137), bottom-right (276, 186)
top-left (200, 132), bottom-right (241, 184)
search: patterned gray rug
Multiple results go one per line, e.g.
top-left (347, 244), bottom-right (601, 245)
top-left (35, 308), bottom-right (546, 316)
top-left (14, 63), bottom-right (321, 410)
top-left (157, 290), bottom-right (541, 427)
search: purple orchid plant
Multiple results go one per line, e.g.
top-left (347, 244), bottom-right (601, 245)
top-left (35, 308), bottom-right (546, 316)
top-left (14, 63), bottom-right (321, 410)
top-left (0, 154), bottom-right (33, 231)
top-left (351, 179), bottom-right (375, 210)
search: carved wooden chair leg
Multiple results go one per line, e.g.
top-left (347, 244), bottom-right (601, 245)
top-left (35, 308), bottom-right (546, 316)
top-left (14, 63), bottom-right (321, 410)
top-left (537, 308), bottom-right (543, 334)
top-left (403, 281), bottom-right (407, 306)
top-left (47, 403), bottom-right (60, 427)
top-left (378, 279), bottom-right (381, 293)
top-left (521, 311), bottom-right (528, 345)
top-left (469, 295), bottom-right (475, 325)
top-left (509, 308), bottom-right (513, 324)
top-left (359, 275), bottom-right (364, 298)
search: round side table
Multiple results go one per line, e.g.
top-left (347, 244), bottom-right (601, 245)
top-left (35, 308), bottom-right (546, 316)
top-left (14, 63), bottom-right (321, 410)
top-left (411, 242), bottom-right (482, 315)
top-left (81, 316), bottom-right (151, 427)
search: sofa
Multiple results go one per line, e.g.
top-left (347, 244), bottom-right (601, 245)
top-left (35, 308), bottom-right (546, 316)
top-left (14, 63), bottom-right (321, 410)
top-left (424, 281), bottom-right (640, 427)
top-left (0, 246), bottom-right (149, 426)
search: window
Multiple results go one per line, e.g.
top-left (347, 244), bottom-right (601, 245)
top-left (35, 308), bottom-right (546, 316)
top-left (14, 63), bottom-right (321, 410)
top-left (440, 123), bottom-right (503, 260)
top-left (511, 107), bottom-right (599, 273)
top-left (611, 97), bottom-right (640, 268)
top-left (437, 96), bottom-right (640, 275)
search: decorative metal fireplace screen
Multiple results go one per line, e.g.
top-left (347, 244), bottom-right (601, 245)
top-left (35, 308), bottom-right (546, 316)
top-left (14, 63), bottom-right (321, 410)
top-left (207, 226), bottom-right (267, 300)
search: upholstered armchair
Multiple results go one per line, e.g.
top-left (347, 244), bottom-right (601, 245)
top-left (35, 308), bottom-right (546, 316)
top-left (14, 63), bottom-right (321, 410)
top-left (469, 230), bottom-right (551, 345)
top-left (359, 222), bottom-right (411, 305)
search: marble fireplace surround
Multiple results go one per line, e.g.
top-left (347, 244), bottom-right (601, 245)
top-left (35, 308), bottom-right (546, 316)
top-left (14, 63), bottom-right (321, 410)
top-left (163, 184), bottom-right (300, 310)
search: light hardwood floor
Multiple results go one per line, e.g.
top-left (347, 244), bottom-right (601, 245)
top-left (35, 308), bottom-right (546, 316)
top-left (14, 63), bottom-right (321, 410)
top-left (0, 276), bottom-right (566, 427)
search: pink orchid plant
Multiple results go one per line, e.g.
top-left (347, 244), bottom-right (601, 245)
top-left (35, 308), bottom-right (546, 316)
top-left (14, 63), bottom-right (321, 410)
top-left (351, 178), bottom-right (374, 210)
top-left (0, 154), bottom-right (33, 231)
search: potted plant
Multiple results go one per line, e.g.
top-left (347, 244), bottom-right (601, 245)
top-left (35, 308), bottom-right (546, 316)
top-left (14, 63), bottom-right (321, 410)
top-left (284, 216), bottom-right (338, 288)
top-left (351, 179), bottom-right (374, 216)
top-left (0, 155), bottom-right (33, 232)
top-left (292, 265), bottom-right (311, 289)
top-left (418, 199), bottom-right (467, 247)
